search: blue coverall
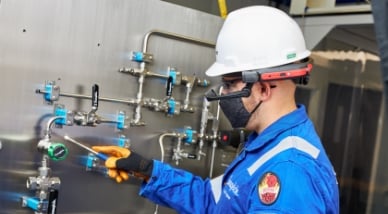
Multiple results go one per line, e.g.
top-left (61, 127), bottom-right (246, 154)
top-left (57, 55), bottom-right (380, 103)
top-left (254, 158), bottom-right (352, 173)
top-left (140, 105), bottom-right (339, 213)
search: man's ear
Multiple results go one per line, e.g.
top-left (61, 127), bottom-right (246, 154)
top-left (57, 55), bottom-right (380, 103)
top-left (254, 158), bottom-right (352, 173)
top-left (259, 82), bottom-right (272, 101)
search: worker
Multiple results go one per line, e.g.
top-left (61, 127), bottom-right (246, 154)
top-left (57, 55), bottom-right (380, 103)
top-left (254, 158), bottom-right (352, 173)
top-left (93, 5), bottom-right (339, 213)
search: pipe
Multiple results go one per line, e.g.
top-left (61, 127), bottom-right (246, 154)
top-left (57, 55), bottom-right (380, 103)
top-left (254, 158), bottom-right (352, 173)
top-left (158, 132), bottom-right (178, 163)
top-left (182, 82), bottom-right (192, 111)
top-left (132, 71), bottom-right (145, 125)
top-left (132, 30), bottom-right (215, 125)
top-left (197, 97), bottom-right (210, 160)
top-left (36, 89), bottom-right (136, 105)
top-left (209, 139), bottom-right (217, 178)
top-left (155, 132), bottom-right (177, 214)
top-left (209, 118), bottom-right (219, 177)
top-left (218, 0), bottom-right (228, 19)
top-left (44, 116), bottom-right (65, 139)
top-left (142, 30), bottom-right (215, 53)
top-left (209, 86), bottom-right (223, 178)
top-left (174, 137), bottom-right (183, 165)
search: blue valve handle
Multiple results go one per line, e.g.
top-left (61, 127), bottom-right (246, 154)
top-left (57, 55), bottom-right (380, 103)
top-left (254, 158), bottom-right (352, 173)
top-left (94, 152), bottom-right (109, 161)
top-left (63, 135), bottom-right (108, 161)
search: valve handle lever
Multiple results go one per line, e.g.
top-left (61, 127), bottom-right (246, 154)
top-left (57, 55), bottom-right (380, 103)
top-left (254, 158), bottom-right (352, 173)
top-left (166, 76), bottom-right (173, 97)
top-left (92, 84), bottom-right (99, 110)
top-left (63, 135), bottom-right (108, 161)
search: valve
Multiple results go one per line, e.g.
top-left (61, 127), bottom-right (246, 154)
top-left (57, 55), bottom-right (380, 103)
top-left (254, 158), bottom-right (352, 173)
top-left (47, 143), bottom-right (68, 161)
top-left (196, 78), bottom-right (210, 87)
top-left (166, 76), bottom-right (174, 98)
top-left (72, 84), bottom-right (101, 126)
top-left (166, 99), bottom-right (181, 116)
top-left (116, 111), bottom-right (127, 130)
top-left (37, 138), bottom-right (68, 161)
top-left (167, 67), bottom-right (182, 85)
top-left (182, 127), bottom-right (197, 144)
top-left (80, 135), bottom-right (130, 170)
top-left (21, 190), bottom-right (59, 214)
top-left (84, 153), bottom-right (99, 171)
top-left (36, 81), bottom-right (60, 104)
top-left (116, 135), bottom-right (130, 148)
top-left (21, 196), bottom-right (48, 213)
top-left (81, 153), bottom-right (107, 174)
top-left (167, 99), bottom-right (175, 116)
top-left (85, 84), bottom-right (100, 126)
top-left (22, 156), bottom-right (60, 213)
top-left (130, 51), bottom-right (153, 63)
top-left (53, 104), bottom-right (73, 126)
top-left (91, 84), bottom-right (99, 112)
top-left (80, 135), bottom-right (128, 173)
top-left (53, 102), bottom-right (127, 130)
top-left (179, 153), bottom-right (197, 159)
top-left (170, 127), bottom-right (199, 165)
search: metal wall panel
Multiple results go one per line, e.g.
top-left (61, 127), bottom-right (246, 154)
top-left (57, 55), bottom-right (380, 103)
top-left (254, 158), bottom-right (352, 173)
top-left (0, 0), bottom-right (224, 213)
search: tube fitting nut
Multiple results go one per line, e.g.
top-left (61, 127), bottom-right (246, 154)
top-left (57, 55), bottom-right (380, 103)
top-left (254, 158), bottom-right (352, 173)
top-left (26, 177), bottom-right (37, 190)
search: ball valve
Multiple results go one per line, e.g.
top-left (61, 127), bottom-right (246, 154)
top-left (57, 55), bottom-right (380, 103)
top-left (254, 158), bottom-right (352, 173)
top-left (37, 138), bottom-right (68, 161)
top-left (21, 156), bottom-right (61, 214)
top-left (130, 51), bottom-right (153, 63)
top-left (35, 80), bottom-right (60, 104)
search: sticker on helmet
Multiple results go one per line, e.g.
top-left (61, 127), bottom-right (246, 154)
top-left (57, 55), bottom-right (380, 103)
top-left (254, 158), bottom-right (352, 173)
top-left (258, 172), bottom-right (280, 205)
top-left (287, 53), bottom-right (296, 59)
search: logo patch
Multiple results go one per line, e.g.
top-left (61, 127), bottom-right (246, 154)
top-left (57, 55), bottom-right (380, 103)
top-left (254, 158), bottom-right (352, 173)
top-left (286, 52), bottom-right (296, 59)
top-left (258, 172), bottom-right (280, 205)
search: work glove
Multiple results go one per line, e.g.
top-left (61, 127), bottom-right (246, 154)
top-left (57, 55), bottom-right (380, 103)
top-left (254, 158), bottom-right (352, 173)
top-left (92, 146), bottom-right (153, 183)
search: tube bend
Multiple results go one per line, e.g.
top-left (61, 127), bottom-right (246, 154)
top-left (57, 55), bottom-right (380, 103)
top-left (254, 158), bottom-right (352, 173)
top-left (158, 132), bottom-right (178, 163)
top-left (44, 116), bottom-right (65, 138)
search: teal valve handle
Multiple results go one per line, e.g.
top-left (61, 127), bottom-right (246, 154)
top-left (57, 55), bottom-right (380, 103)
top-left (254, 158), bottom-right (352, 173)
top-left (63, 135), bottom-right (109, 161)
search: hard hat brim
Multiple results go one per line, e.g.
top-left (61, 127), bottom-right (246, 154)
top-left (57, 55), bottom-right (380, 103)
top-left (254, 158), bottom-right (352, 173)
top-left (205, 50), bottom-right (311, 77)
top-left (205, 62), bottom-right (232, 77)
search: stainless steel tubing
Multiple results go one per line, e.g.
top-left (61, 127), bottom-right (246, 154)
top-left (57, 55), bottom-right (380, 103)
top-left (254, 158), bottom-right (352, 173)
top-left (209, 86), bottom-right (222, 178)
top-left (132, 29), bottom-right (215, 125)
top-left (142, 29), bottom-right (215, 53)
top-left (45, 116), bottom-right (66, 138)
top-left (59, 92), bottom-right (137, 105)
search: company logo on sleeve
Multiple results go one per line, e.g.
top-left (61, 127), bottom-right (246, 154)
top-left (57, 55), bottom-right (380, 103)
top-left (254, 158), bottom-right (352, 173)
top-left (258, 172), bottom-right (280, 205)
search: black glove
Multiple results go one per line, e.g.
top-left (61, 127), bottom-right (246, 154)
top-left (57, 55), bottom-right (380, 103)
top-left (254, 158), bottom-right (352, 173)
top-left (92, 146), bottom-right (153, 183)
top-left (116, 151), bottom-right (153, 177)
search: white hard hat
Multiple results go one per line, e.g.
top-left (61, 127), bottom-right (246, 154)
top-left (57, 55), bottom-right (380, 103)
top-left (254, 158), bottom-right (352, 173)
top-left (206, 6), bottom-right (311, 77)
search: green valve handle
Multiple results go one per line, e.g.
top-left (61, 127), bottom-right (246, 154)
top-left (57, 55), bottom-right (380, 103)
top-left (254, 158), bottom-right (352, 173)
top-left (47, 143), bottom-right (68, 161)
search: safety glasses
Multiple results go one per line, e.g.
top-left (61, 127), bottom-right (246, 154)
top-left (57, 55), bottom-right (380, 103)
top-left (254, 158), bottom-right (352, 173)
top-left (205, 58), bottom-right (312, 101)
top-left (241, 58), bottom-right (313, 83)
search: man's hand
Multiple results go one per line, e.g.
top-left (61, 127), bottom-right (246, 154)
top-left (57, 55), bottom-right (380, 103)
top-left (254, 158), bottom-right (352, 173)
top-left (92, 146), bottom-right (153, 183)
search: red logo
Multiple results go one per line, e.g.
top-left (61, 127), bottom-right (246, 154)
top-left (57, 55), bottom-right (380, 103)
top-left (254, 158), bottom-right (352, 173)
top-left (258, 172), bottom-right (280, 205)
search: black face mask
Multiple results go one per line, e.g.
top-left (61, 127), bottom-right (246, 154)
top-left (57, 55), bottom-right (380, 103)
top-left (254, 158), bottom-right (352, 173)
top-left (219, 98), bottom-right (262, 128)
